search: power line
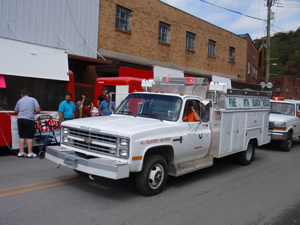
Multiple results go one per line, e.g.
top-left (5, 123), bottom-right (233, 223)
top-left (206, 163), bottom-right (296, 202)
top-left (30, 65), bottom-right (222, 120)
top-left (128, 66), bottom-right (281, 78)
top-left (199, 0), bottom-right (267, 21)
top-left (199, 0), bottom-right (287, 32)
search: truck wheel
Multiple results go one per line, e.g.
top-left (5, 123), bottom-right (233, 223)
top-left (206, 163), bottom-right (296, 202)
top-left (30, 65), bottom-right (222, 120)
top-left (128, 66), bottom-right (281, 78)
top-left (280, 132), bottom-right (292, 152)
top-left (238, 141), bottom-right (254, 166)
top-left (135, 154), bottom-right (168, 196)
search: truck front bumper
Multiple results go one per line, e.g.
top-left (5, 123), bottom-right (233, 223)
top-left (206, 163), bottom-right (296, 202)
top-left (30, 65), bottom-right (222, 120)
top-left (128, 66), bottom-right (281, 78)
top-left (45, 146), bottom-right (130, 180)
top-left (269, 132), bottom-right (287, 141)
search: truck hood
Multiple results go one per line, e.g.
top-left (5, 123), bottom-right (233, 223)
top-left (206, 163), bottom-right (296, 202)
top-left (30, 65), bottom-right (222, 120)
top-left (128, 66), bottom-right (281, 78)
top-left (269, 113), bottom-right (294, 122)
top-left (61, 115), bottom-right (174, 137)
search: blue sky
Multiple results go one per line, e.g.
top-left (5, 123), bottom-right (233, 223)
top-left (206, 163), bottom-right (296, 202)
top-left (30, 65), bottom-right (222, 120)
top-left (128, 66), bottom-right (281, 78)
top-left (160, 0), bottom-right (300, 40)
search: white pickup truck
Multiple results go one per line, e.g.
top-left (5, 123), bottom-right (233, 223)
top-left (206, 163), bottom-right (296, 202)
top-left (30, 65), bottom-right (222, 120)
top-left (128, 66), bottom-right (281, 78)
top-left (269, 98), bottom-right (300, 151)
top-left (46, 76), bottom-right (271, 196)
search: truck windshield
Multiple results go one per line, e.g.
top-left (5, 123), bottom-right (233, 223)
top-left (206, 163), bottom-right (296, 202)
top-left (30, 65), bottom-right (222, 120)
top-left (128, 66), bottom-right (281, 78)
top-left (271, 102), bottom-right (295, 116)
top-left (115, 93), bottom-right (182, 121)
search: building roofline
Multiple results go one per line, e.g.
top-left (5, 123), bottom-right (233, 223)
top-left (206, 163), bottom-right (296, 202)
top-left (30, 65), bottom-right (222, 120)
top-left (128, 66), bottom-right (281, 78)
top-left (157, 0), bottom-right (244, 40)
top-left (238, 33), bottom-right (258, 52)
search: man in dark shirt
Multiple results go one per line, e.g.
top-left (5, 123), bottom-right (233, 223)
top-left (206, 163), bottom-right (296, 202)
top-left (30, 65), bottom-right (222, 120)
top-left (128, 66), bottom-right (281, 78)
top-left (97, 87), bottom-right (109, 109)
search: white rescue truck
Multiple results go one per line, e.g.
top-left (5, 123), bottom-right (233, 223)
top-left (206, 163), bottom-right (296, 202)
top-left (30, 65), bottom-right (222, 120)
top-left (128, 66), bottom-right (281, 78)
top-left (269, 98), bottom-right (300, 151)
top-left (46, 76), bottom-right (271, 196)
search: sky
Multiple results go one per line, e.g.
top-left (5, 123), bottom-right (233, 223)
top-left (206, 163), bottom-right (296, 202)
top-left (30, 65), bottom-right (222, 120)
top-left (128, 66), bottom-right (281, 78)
top-left (160, 0), bottom-right (300, 40)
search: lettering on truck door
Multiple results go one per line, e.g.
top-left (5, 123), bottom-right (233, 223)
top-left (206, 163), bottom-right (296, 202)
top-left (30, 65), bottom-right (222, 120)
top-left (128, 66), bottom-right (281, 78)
top-left (180, 99), bottom-right (211, 163)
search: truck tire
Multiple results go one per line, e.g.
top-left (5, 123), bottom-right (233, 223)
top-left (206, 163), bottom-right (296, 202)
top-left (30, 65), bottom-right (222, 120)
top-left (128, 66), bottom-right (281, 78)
top-left (238, 141), bottom-right (254, 166)
top-left (135, 154), bottom-right (168, 196)
top-left (280, 132), bottom-right (292, 152)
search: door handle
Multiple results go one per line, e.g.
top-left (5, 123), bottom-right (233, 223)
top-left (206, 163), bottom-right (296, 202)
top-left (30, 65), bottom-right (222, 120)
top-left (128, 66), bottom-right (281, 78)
top-left (173, 136), bottom-right (183, 144)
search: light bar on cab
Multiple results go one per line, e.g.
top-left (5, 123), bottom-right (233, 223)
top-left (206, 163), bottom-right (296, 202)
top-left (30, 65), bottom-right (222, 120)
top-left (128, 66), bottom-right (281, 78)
top-left (154, 77), bottom-right (209, 85)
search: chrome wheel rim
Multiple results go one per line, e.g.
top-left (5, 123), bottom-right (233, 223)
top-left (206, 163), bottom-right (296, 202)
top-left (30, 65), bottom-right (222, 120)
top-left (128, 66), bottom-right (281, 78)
top-left (246, 144), bottom-right (253, 161)
top-left (148, 164), bottom-right (164, 189)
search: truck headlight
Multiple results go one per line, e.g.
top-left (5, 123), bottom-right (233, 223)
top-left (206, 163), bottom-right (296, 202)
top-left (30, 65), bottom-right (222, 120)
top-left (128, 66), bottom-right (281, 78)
top-left (63, 128), bottom-right (69, 134)
top-left (274, 122), bottom-right (286, 130)
top-left (119, 149), bottom-right (128, 157)
top-left (63, 137), bottom-right (68, 143)
top-left (120, 138), bottom-right (129, 146)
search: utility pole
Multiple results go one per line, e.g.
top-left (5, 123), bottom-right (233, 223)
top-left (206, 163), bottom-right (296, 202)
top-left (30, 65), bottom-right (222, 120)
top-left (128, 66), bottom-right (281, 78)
top-left (265, 0), bottom-right (272, 82)
top-left (261, 38), bottom-right (265, 82)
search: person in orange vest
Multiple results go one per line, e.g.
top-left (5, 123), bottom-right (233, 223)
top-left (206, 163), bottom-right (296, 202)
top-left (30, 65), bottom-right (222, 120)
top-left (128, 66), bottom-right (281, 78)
top-left (182, 101), bottom-right (200, 122)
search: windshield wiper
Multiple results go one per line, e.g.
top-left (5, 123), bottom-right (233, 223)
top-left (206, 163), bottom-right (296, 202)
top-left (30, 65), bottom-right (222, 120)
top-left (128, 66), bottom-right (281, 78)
top-left (140, 113), bottom-right (163, 122)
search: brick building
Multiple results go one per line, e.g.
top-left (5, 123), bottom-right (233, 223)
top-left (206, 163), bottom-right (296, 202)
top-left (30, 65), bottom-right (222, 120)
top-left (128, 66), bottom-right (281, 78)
top-left (239, 34), bottom-right (259, 85)
top-left (270, 76), bottom-right (300, 100)
top-left (97, 0), bottom-right (254, 85)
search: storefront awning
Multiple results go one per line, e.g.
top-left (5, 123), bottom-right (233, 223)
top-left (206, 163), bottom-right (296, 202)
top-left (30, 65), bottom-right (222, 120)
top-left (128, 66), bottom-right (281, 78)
top-left (0, 37), bottom-right (69, 81)
top-left (68, 54), bottom-right (112, 66)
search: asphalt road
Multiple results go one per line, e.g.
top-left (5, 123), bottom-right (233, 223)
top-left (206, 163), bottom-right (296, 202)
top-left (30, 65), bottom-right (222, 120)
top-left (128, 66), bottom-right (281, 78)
top-left (1, 141), bottom-right (300, 225)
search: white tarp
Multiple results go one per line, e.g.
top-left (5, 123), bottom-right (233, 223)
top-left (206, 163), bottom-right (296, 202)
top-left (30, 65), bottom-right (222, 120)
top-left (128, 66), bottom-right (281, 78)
top-left (0, 37), bottom-right (69, 81)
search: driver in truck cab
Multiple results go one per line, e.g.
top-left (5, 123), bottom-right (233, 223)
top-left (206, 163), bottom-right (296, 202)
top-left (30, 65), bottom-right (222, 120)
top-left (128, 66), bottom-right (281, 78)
top-left (183, 101), bottom-right (200, 122)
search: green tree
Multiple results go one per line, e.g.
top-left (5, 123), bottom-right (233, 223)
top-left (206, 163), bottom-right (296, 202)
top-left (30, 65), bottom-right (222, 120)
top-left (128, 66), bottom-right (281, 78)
top-left (254, 27), bottom-right (300, 78)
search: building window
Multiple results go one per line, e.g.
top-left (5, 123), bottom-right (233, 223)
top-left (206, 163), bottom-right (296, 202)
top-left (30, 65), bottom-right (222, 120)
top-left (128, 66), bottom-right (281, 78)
top-left (276, 87), bottom-right (280, 93)
top-left (186, 32), bottom-right (195, 51)
top-left (208, 40), bottom-right (216, 56)
top-left (248, 61), bottom-right (251, 75)
top-left (296, 88), bottom-right (299, 93)
top-left (286, 87), bottom-right (290, 93)
top-left (158, 22), bottom-right (170, 43)
top-left (229, 47), bottom-right (235, 61)
top-left (115, 6), bottom-right (131, 32)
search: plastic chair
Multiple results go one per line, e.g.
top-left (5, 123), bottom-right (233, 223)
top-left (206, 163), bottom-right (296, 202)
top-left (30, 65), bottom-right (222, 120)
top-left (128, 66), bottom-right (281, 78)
top-left (34, 121), bottom-right (59, 159)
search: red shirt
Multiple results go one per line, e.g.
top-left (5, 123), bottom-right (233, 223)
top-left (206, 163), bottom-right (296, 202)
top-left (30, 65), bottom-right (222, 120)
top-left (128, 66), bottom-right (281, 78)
top-left (82, 106), bottom-right (91, 117)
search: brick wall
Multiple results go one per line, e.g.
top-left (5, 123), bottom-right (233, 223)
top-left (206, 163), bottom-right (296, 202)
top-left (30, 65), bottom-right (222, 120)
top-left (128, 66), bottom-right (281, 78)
top-left (240, 34), bottom-right (259, 85)
top-left (270, 76), bottom-right (300, 100)
top-left (98, 0), bottom-right (248, 81)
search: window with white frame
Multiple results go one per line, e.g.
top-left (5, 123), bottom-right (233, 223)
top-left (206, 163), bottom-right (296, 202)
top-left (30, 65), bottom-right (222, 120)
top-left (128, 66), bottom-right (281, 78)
top-left (115, 5), bottom-right (131, 32)
top-left (208, 40), bottom-right (216, 56)
top-left (296, 88), bottom-right (299, 93)
top-left (276, 87), bottom-right (280, 93)
top-left (186, 32), bottom-right (195, 51)
top-left (252, 65), bottom-right (255, 78)
top-left (248, 61), bottom-right (251, 75)
top-left (229, 47), bottom-right (235, 61)
top-left (158, 22), bottom-right (170, 43)
top-left (286, 87), bottom-right (290, 93)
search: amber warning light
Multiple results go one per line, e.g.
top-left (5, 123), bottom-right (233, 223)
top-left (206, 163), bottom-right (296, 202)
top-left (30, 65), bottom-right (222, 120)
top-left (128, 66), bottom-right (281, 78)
top-left (272, 97), bottom-right (284, 100)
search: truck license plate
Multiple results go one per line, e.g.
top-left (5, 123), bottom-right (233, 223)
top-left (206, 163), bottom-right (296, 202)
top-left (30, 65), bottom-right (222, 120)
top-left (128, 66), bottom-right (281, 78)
top-left (64, 156), bottom-right (78, 168)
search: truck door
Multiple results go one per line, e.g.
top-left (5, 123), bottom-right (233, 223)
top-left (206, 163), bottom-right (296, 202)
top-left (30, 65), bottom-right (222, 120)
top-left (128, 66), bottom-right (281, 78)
top-left (180, 99), bottom-right (211, 163)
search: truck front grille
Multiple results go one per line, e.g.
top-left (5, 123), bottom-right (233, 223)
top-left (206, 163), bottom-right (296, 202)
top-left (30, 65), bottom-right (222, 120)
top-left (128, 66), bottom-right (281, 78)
top-left (68, 128), bottom-right (117, 156)
top-left (73, 140), bottom-right (114, 155)
top-left (268, 122), bottom-right (274, 131)
top-left (69, 128), bottom-right (116, 144)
